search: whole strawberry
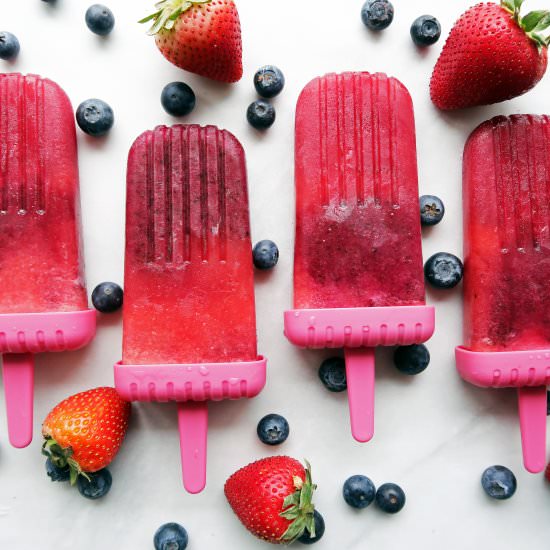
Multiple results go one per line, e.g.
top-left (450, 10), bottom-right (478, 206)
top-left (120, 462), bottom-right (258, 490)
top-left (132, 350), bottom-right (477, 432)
top-left (140, 0), bottom-right (243, 83)
top-left (430, 0), bottom-right (550, 110)
top-left (42, 387), bottom-right (131, 484)
top-left (225, 456), bottom-right (317, 545)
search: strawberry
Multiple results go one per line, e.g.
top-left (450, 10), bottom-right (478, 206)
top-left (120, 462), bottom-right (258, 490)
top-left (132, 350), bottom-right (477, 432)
top-left (224, 456), bottom-right (317, 545)
top-left (430, 0), bottom-right (550, 110)
top-left (140, 0), bottom-right (243, 83)
top-left (42, 387), bottom-right (131, 484)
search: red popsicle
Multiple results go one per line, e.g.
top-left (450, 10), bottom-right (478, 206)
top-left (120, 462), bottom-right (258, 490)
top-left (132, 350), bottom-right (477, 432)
top-left (457, 115), bottom-right (550, 472)
top-left (0, 73), bottom-right (95, 447)
top-left (285, 72), bottom-right (434, 442)
top-left (115, 124), bottom-right (266, 493)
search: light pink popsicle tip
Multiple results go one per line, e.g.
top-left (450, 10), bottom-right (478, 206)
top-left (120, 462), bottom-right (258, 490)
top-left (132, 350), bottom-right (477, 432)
top-left (2, 353), bottom-right (35, 448)
top-left (518, 387), bottom-right (547, 474)
top-left (345, 347), bottom-right (376, 443)
top-left (178, 402), bottom-right (208, 494)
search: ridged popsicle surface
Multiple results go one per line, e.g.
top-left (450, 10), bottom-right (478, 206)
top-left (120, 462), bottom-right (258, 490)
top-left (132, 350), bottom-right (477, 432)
top-left (293, 72), bottom-right (425, 309)
top-left (464, 115), bottom-right (550, 351)
top-left (0, 73), bottom-right (86, 313)
top-left (123, 125), bottom-right (257, 365)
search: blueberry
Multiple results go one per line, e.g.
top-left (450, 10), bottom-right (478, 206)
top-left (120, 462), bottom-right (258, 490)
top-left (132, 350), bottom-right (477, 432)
top-left (297, 510), bottom-right (325, 545)
top-left (361, 0), bottom-right (394, 31)
top-left (257, 414), bottom-right (289, 446)
top-left (481, 466), bottom-right (517, 500)
top-left (253, 240), bottom-right (279, 269)
top-left (154, 523), bottom-right (189, 550)
top-left (76, 99), bottom-right (114, 137)
top-left (343, 475), bottom-right (376, 509)
top-left (45, 458), bottom-right (70, 482)
top-left (77, 469), bottom-right (112, 499)
top-left (91, 282), bottom-right (123, 313)
top-left (0, 32), bottom-right (20, 61)
top-left (393, 344), bottom-right (430, 375)
top-left (411, 15), bottom-right (441, 47)
top-left (161, 82), bottom-right (196, 117)
top-left (319, 357), bottom-right (347, 392)
top-left (424, 252), bottom-right (463, 289)
top-left (420, 195), bottom-right (445, 226)
top-left (375, 483), bottom-right (406, 514)
top-left (247, 100), bottom-right (276, 130)
top-left (253, 66), bottom-right (285, 98)
top-left (85, 4), bottom-right (115, 36)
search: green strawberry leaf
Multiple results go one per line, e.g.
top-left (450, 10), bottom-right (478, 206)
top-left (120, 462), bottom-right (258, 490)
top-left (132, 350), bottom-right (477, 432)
top-left (140, 0), bottom-right (212, 35)
top-left (533, 13), bottom-right (550, 31)
top-left (521, 10), bottom-right (550, 32)
top-left (282, 492), bottom-right (300, 510)
top-left (279, 460), bottom-right (317, 544)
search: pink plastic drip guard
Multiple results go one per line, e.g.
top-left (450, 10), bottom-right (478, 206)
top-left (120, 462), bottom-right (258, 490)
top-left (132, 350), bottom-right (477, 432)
top-left (114, 357), bottom-right (267, 494)
top-left (0, 309), bottom-right (96, 448)
top-left (284, 306), bottom-right (435, 443)
top-left (456, 346), bottom-right (550, 473)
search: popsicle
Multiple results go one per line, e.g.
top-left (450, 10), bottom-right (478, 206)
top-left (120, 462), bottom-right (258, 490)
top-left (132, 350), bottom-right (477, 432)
top-left (285, 72), bottom-right (435, 442)
top-left (114, 124), bottom-right (266, 493)
top-left (456, 114), bottom-right (550, 473)
top-left (0, 73), bottom-right (96, 448)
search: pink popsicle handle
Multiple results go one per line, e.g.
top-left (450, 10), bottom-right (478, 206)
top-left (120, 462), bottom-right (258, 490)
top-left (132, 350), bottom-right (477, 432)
top-left (518, 386), bottom-right (547, 473)
top-left (177, 402), bottom-right (208, 494)
top-left (345, 347), bottom-right (375, 443)
top-left (2, 353), bottom-right (35, 448)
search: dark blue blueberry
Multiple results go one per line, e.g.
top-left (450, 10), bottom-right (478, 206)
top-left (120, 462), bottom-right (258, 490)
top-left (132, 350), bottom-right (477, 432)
top-left (154, 523), bottom-right (189, 550)
top-left (253, 240), bottom-right (279, 269)
top-left (393, 344), bottom-right (430, 375)
top-left (481, 466), bottom-right (517, 500)
top-left (420, 195), bottom-right (445, 226)
top-left (77, 468), bottom-right (112, 499)
top-left (375, 483), bottom-right (406, 513)
top-left (343, 475), bottom-right (376, 509)
top-left (424, 252), bottom-right (463, 289)
top-left (247, 100), bottom-right (276, 130)
top-left (257, 414), bottom-right (289, 446)
top-left (85, 4), bottom-right (115, 36)
top-left (161, 82), bottom-right (196, 117)
top-left (297, 510), bottom-right (325, 545)
top-left (361, 0), bottom-right (394, 31)
top-left (0, 32), bottom-right (20, 61)
top-left (91, 282), bottom-right (123, 313)
top-left (319, 357), bottom-right (347, 392)
top-left (45, 458), bottom-right (70, 482)
top-left (254, 66), bottom-right (285, 98)
top-left (411, 15), bottom-right (441, 46)
top-left (76, 99), bottom-right (114, 137)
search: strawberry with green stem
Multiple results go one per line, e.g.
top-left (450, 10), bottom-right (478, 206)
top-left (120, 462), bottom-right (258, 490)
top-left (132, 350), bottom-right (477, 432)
top-left (42, 387), bottom-right (131, 485)
top-left (225, 456), bottom-right (318, 545)
top-left (140, 0), bottom-right (243, 83)
top-left (430, 0), bottom-right (550, 110)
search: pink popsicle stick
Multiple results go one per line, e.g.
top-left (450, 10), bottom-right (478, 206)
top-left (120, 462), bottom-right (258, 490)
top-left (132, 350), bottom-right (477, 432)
top-left (178, 402), bottom-right (208, 494)
top-left (2, 353), bottom-right (35, 448)
top-left (518, 386), bottom-right (547, 474)
top-left (345, 347), bottom-right (376, 443)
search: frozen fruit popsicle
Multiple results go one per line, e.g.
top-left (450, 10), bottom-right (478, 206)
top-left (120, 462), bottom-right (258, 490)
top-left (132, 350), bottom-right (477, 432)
top-left (456, 115), bottom-right (550, 473)
top-left (0, 73), bottom-right (96, 448)
top-left (285, 72), bottom-right (434, 442)
top-left (114, 124), bottom-right (266, 493)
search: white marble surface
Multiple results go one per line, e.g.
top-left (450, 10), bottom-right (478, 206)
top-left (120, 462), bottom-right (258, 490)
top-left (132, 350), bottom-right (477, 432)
top-left (1, 0), bottom-right (550, 548)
